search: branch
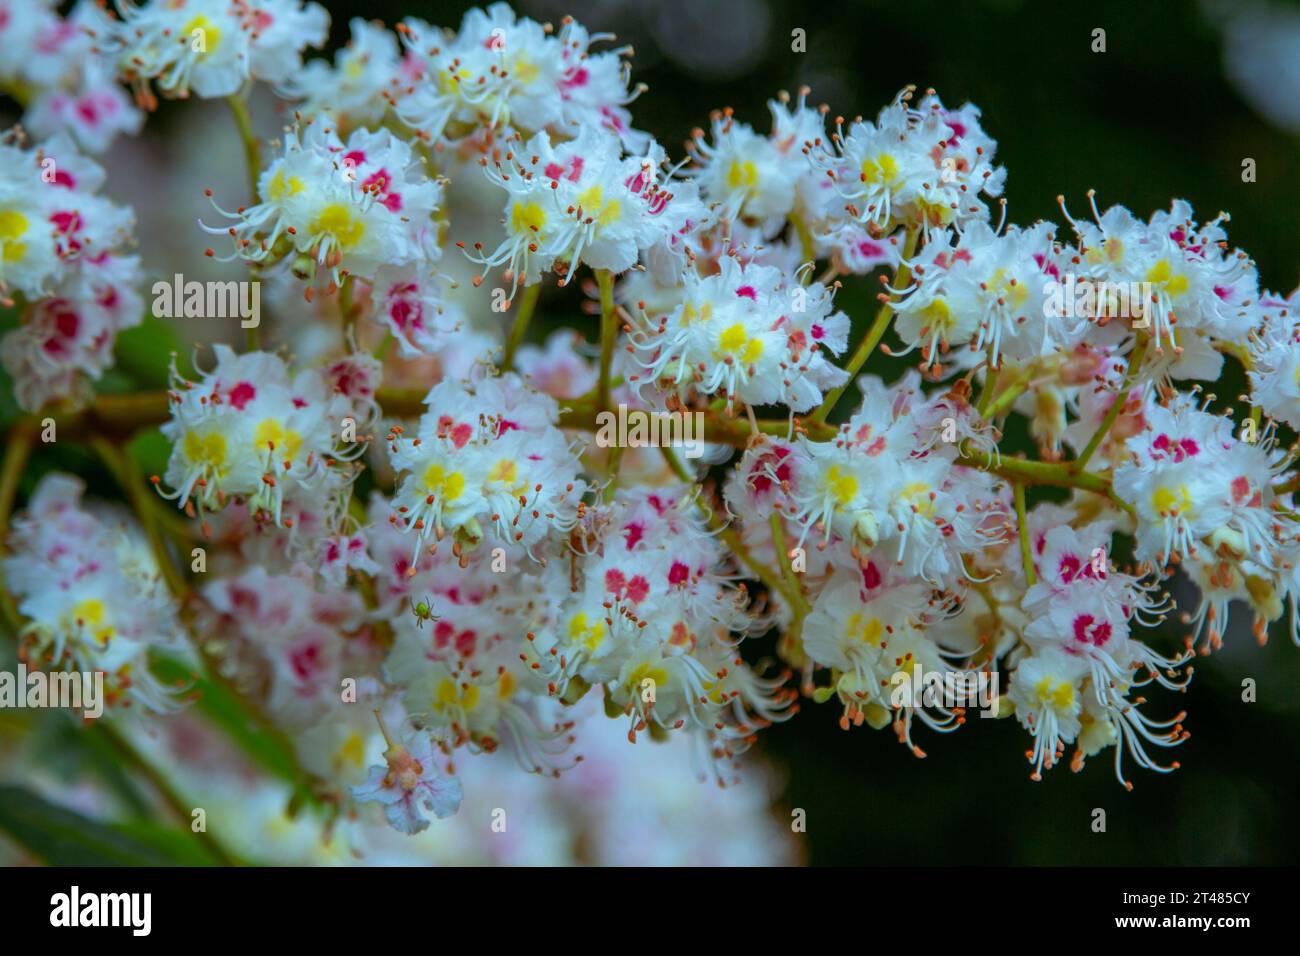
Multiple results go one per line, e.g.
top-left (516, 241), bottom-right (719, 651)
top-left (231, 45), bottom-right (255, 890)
top-left (1072, 334), bottom-right (1148, 474)
top-left (501, 282), bottom-right (541, 372)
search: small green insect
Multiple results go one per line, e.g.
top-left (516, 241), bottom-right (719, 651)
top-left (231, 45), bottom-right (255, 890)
top-left (410, 596), bottom-right (439, 628)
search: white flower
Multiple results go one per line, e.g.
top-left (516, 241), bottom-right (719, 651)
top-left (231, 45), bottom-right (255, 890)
top-left (891, 220), bottom-right (1064, 367)
top-left (468, 127), bottom-right (699, 295)
top-left (392, 4), bottom-right (644, 146)
top-left (631, 257), bottom-right (849, 412)
top-left (203, 118), bottom-right (442, 287)
top-left (158, 345), bottom-right (361, 533)
top-left (279, 17), bottom-right (403, 126)
top-left (0, 134), bottom-right (142, 410)
top-left (1008, 648), bottom-right (1088, 779)
top-left (1112, 393), bottom-right (1277, 566)
top-left (686, 89), bottom-right (827, 236)
top-left (5, 474), bottom-right (184, 712)
top-left (385, 372), bottom-right (586, 562)
top-left (86, 0), bottom-right (328, 104)
top-left (787, 372), bottom-right (997, 584)
top-left (810, 88), bottom-right (1005, 237)
top-left (1061, 196), bottom-right (1263, 356)
top-left (351, 723), bottom-right (463, 834)
top-left (1248, 287), bottom-right (1300, 427)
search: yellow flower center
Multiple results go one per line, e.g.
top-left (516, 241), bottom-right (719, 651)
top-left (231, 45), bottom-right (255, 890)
top-left (716, 323), bottom-right (764, 363)
top-left (846, 612), bottom-right (885, 647)
top-left (510, 55), bottom-right (540, 86)
top-left (267, 168), bottom-right (304, 203)
top-left (576, 185), bottom-right (622, 228)
top-left (1145, 259), bottom-right (1189, 297)
top-left (434, 678), bottom-right (480, 712)
top-left (334, 732), bottom-right (365, 772)
top-left (726, 159), bottom-right (759, 191)
top-left (568, 611), bottom-right (606, 652)
top-left (314, 203), bottom-right (366, 250)
top-left (825, 464), bottom-right (859, 506)
top-left (183, 15), bottom-right (221, 55)
top-left (182, 430), bottom-right (229, 474)
top-left (860, 153), bottom-right (900, 186)
top-left (1035, 676), bottom-right (1075, 710)
top-left (1151, 484), bottom-right (1193, 517)
top-left (899, 481), bottom-right (935, 517)
top-left (254, 419), bottom-right (303, 460)
top-left (71, 598), bottom-right (114, 645)
top-left (510, 200), bottom-right (547, 235)
top-left (921, 297), bottom-right (956, 330)
top-left (0, 209), bottom-right (29, 262)
top-left (423, 463), bottom-right (466, 502)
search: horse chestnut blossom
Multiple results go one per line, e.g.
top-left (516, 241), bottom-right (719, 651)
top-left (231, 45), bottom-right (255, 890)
top-left (630, 257), bottom-right (850, 413)
top-left (3, 1), bottom-right (1300, 864)
top-left (0, 1), bottom-right (143, 153)
top-left (0, 132), bottom-right (143, 410)
top-left (83, 0), bottom-right (329, 105)
top-left (4, 474), bottom-right (183, 712)
top-left (202, 118), bottom-right (444, 292)
top-left (391, 3), bottom-right (646, 149)
top-left (156, 344), bottom-right (369, 538)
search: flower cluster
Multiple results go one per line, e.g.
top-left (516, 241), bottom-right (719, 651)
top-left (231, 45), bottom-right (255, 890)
top-left (466, 125), bottom-right (703, 295)
top-left (0, 133), bottom-right (143, 411)
top-left (4, 474), bottom-right (183, 711)
top-left (84, 0), bottom-right (329, 105)
top-left (385, 372), bottom-right (585, 561)
top-left (0, 0), bottom-right (143, 153)
top-left (156, 344), bottom-right (370, 548)
top-left (203, 118), bottom-right (444, 292)
top-left (3, 2), bottom-right (1299, 861)
top-left (630, 256), bottom-right (850, 413)
top-left (391, 3), bottom-right (645, 149)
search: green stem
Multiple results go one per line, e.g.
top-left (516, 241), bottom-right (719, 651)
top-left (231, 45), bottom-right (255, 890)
top-left (809, 224), bottom-right (920, 424)
top-left (0, 419), bottom-right (34, 538)
top-left (596, 269), bottom-right (617, 415)
top-left (976, 359), bottom-right (1001, 418)
top-left (0, 420), bottom-right (36, 629)
top-left (95, 721), bottom-right (241, 866)
top-left (958, 442), bottom-right (1135, 517)
top-left (501, 282), bottom-right (541, 372)
top-left (226, 92), bottom-right (262, 352)
top-left (791, 215), bottom-right (816, 275)
top-left (224, 92), bottom-right (261, 204)
top-left (1013, 481), bottom-right (1037, 586)
top-left (661, 446), bottom-right (797, 608)
top-left (1275, 474), bottom-right (1300, 497)
top-left (601, 444), bottom-right (625, 502)
top-left (1072, 335), bottom-right (1148, 473)
top-left (769, 512), bottom-right (810, 617)
top-left (982, 372), bottom-right (1034, 421)
top-left (90, 437), bottom-right (187, 597)
top-left (338, 274), bottom-right (356, 345)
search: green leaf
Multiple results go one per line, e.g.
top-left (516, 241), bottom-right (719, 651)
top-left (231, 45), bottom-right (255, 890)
top-left (0, 785), bottom-right (220, 866)
top-left (149, 656), bottom-right (302, 784)
top-left (113, 314), bottom-right (191, 389)
top-left (127, 427), bottom-right (172, 484)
